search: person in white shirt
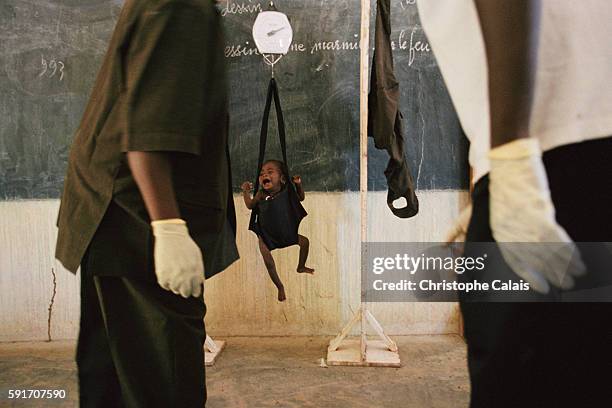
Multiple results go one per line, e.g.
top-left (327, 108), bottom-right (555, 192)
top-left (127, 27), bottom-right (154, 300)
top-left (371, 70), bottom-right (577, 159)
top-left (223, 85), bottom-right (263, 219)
top-left (418, 1), bottom-right (612, 406)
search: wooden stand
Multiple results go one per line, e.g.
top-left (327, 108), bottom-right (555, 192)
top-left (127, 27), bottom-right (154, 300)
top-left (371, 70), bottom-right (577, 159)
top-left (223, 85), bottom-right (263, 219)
top-left (326, 0), bottom-right (400, 368)
top-left (204, 335), bottom-right (226, 366)
top-left (327, 307), bottom-right (400, 367)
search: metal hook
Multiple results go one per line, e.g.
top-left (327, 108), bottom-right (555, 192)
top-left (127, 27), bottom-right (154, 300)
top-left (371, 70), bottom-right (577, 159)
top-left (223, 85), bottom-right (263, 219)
top-left (263, 54), bottom-right (282, 78)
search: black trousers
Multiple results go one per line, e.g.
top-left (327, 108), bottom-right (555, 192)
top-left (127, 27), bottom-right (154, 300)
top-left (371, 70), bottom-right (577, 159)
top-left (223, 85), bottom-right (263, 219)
top-left (461, 137), bottom-right (612, 408)
top-left (77, 252), bottom-right (207, 408)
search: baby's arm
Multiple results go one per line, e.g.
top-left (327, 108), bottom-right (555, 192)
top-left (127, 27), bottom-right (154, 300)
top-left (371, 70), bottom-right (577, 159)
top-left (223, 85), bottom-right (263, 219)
top-left (292, 175), bottom-right (305, 201)
top-left (241, 182), bottom-right (257, 209)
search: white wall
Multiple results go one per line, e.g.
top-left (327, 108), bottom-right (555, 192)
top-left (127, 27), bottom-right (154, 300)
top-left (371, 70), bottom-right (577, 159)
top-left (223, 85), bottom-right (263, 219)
top-left (0, 191), bottom-right (467, 342)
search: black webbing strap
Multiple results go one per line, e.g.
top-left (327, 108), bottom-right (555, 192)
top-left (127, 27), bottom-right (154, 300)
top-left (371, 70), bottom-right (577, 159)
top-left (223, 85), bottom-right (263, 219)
top-left (249, 78), bottom-right (308, 238)
top-left (253, 78), bottom-right (290, 193)
top-left (225, 114), bottom-right (237, 236)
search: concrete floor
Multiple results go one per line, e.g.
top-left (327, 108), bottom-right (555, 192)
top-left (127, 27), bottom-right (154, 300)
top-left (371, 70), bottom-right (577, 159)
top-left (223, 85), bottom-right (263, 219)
top-left (0, 336), bottom-right (469, 407)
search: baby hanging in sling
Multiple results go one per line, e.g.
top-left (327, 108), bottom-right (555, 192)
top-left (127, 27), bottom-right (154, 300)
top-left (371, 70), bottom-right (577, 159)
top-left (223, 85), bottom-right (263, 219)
top-left (241, 79), bottom-right (314, 302)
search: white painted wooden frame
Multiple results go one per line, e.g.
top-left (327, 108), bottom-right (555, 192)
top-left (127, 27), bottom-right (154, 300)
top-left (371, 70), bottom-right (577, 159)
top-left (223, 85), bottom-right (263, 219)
top-left (326, 0), bottom-right (400, 368)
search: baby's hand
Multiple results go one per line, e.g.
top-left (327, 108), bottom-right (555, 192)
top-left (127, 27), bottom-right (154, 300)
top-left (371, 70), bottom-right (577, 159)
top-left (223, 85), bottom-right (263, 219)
top-left (241, 181), bottom-right (253, 192)
top-left (292, 175), bottom-right (302, 185)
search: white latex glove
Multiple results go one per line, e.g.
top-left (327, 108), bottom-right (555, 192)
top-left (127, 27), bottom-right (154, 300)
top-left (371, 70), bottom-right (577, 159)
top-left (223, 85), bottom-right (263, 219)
top-left (445, 204), bottom-right (473, 244)
top-left (489, 139), bottom-right (586, 293)
top-left (151, 219), bottom-right (205, 298)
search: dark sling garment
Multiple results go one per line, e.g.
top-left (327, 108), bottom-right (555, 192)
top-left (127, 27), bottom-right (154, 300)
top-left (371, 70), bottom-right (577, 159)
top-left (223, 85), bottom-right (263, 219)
top-left (368, 0), bottom-right (419, 218)
top-left (249, 78), bottom-right (307, 250)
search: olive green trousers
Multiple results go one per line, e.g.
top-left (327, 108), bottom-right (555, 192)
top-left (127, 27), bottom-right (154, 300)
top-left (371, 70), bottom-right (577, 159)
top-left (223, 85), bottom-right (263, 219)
top-left (76, 254), bottom-right (206, 408)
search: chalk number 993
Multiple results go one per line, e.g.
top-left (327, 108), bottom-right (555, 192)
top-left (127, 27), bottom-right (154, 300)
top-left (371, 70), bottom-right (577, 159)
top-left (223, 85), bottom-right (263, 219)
top-left (39, 56), bottom-right (65, 81)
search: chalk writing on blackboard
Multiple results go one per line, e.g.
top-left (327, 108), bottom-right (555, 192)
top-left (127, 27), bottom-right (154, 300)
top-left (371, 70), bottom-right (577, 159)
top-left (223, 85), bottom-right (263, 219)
top-left (392, 27), bottom-right (431, 66)
top-left (225, 30), bottom-right (429, 66)
top-left (0, 0), bottom-right (468, 200)
top-left (399, 0), bottom-right (417, 9)
top-left (38, 56), bottom-right (65, 81)
top-left (221, 0), bottom-right (263, 17)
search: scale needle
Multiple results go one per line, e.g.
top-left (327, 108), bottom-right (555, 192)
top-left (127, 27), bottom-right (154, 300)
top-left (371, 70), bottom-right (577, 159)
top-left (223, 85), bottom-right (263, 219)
top-left (267, 26), bottom-right (287, 36)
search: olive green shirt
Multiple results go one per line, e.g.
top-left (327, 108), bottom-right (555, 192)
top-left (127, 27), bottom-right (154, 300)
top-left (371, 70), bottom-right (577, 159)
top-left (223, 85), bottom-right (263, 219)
top-left (55, 0), bottom-right (234, 276)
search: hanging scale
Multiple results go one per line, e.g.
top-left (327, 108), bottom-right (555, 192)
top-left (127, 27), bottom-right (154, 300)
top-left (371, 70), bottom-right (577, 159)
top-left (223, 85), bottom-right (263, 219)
top-left (252, 1), bottom-right (293, 77)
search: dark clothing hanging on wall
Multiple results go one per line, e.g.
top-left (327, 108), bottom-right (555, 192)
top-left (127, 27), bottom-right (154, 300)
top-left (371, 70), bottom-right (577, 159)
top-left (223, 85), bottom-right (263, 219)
top-left (368, 0), bottom-right (419, 218)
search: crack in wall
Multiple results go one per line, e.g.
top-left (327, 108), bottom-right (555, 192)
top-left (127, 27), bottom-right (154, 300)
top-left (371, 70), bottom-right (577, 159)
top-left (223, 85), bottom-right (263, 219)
top-left (46, 267), bottom-right (57, 342)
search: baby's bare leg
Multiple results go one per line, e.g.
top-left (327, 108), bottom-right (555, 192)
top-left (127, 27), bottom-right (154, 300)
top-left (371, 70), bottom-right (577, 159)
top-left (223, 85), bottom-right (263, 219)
top-left (296, 235), bottom-right (314, 274)
top-left (258, 238), bottom-right (286, 301)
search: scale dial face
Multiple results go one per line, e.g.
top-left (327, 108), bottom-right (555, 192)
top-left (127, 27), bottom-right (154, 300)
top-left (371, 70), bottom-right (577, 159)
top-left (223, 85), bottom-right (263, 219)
top-left (252, 11), bottom-right (293, 55)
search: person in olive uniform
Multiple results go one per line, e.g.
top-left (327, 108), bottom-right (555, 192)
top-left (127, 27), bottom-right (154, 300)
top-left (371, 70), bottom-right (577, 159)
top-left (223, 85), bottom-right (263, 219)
top-left (55, 0), bottom-right (237, 406)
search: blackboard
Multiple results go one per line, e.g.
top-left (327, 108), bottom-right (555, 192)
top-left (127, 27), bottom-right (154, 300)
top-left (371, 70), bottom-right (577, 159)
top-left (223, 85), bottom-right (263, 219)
top-left (0, 0), bottom-right (468, 199)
